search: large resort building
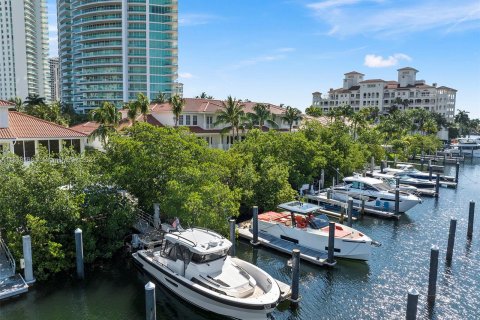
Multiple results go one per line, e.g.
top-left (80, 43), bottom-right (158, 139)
top-left (0, 0), bottom-right (51, 101)
top-left (57, 0), bottom-right (179, 114)
top-left (312, 68), bottom-right (457, 120)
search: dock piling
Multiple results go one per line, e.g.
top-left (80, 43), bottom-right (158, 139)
top-left (336, 168), bottom-right (339, 186)
top-left (320, 169), bottom-right (325, 190)
top-left (380, 161), bottom-right (385, 173)
top-left (455, 162), bottom-right (460, 183)
top-left (347, 199), bottom-right (353, 227)
top-left (421, 158), bottom-right (425, 171)
top-left (327, 222), bottom-right (335, 264)
top-left (229, 219), bottom-right (236, 257)
top-left (22, 235), bottom-right (34, 284)
top-left (446, 219), bottom-right (457, 261)
top-left (145, 281), bottom-right (156, 320)
top-left (370, 156), bottom-right (375, 172)
top-left (251, 206), bottom-right (260, 246)
top-left (394, 187), bottom-right (400, 215)
top-left (406, 288), bottom-right (419, 320)
top-left (467, 201), bottom-right (475, 239)
top-left (435, 174), bottom-right (440, 198)
top-left (428, 245), bottom-right (439, 302)
top-left (361, 199), bottom-right (365, 218)
top-left (153, 203), bottom-right (160, 229)
top-left (443, 154), bottom-right (446, 166)
top-left (327, 188), bottom-right (332, 200)
top-left (290, 249), bottom-right (301, 305)
top-left (428, 160), bottom-right (433, 181)
top-left (75, 228), bottom-right (84, 280)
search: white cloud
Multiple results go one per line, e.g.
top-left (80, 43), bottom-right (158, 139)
top-left (364, 53), bottom-right (411, 67)
top-left (307, 0), bottom-right (480, 37)
top-left (179, 13), bottom-right (218, 26)
top-left (179, 72), bottom-right (194, 79)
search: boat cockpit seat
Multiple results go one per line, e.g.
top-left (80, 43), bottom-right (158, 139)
top-left (295, 215), bottom-right (307, 228)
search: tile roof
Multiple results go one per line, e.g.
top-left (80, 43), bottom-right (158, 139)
top-left (70, 121), bottom-right (100, 135)
top-left (397, 67), bottom-right (418, 72)
top-left (0, 100), bottom-right (15, 107)
top-left (150, 98), bottom-right (288, 115)
top-left (437, 86), bottom-right (457, 92)
top-left (0, 111), bottom-right (87, 140)
top-left (344, 71), bottom-right (364, 76)
top-left (359, 79), bottom-right (385, 83)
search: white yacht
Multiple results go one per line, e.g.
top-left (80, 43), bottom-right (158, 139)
top-left (132, 226), bottom-right (280, 320)
top-left (332, 176), bottom-right (421, 213)
top-left (258, 201), bottom-right (374, 261)
top-left (451, 137), bottom-right (480, 157)
top-left (371, 171), bottom-right (435, 190)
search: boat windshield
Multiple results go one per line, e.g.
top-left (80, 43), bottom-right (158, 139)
top-left (191, 248), bottom-right (228, 264)
top-left (372, 182), bottom-right (392, 191)
top-left (309, 214), bottom-right (330, 229)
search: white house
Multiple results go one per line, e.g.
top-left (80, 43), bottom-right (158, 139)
top-left (0, 100), bottom-right (88, 163)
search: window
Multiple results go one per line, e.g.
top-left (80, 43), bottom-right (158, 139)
top-left (179, 115), bottom-right (183, 125)
top-left (185, 115), bottom-right (191, 125)
top-left (192, 115), bottom-right (197, 125)
top-left (206, 116), bottom-right (213, 128)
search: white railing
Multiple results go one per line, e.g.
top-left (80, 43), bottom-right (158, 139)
top-left (0, 236), bottom-right (15, 278)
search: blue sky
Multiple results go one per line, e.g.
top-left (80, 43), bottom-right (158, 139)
top-left (47, 0), bottom-right (480, 117)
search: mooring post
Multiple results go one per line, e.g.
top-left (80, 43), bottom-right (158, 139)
top-left (455, 162), bottom-right (460, 184)
top-left (446, 219), bottom-right (457, 261)
top-left (443, 154), bottom-right (446, 166)
top-left (347, 198), bottom-right (353, 227)
top-left (361, 199), bottom-right (365, 217)
top-left (395, 187), bottom-right (400, 215)
top-left (370, 156), bottom-right (375, 172)
top-left (327, 222), bottom-right (335, 264)
top-left (406, 288), bottom-right (419, 320)
top-left (428, 245), bottom-right (439, 302)
top-left (394, 155), bottom-right (398, 167)
top-left (420, 158), bottom-right (424, 171)
top-left (396, 177), bottom-right (400, 189)
top-left (380, 160), bottom-right (384, 173)
top-left (229, 219), bottom-right (236, 257)
top-left (153, 203), bottom-right (160, 229)
top-left (336, 168), bottom-right (339, 186)
top-left (467, 201), bottom-right (475, 239)
top-left (145, 281), bottom-right (156, 320)
top-left (75, 228), bottom-right (84, 279)
top-left (428, 160), bottom-right (433, 181)
top-left (320, 169), bottom-right (325, 190)
top-left (22, 235), bottom-right (34, 284)
top-left (251, 206), bottom-right (259, 246)
top-left (290, 249), bottom-right (301, 305)
top-left (435, 174), bottom-right (440, 198)
top-left (327, 188), bottom-right (332, 200)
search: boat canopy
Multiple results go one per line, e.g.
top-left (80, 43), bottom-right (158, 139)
top-left (278, 201), bottom-right (323, 214)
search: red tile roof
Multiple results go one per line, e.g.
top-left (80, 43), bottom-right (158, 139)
top-left (344, 71), bottom-right (364, 75)
top-left (0, 111), bottom-right (87, 140)
top-left (359, 79), bottom-right (385, 83)
top-left (0, 100), bottom-right (15, 107)
top-left (397, 67), bottom-right (418, 72)
top-left (70, 121), bottom-right (100, 135)
top-left (150, 98), bottom-right (288, 115)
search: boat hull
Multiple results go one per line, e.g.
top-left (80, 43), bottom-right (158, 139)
top-left (258, 222), bottom-right (371, 260)
top-left (331, 190), bottom-right (420, 213)
top-left (133, 252), bottom-right (277, 320)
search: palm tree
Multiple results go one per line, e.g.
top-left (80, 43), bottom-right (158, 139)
top-left (455, 109), bottom-right (470, 136)
top-left (281, 106), bottom-right (302, 132)
top-left (152, 92), bottom-right (168, 104)
top-left (8, 97), bottom-right (23, 111)
top-left (196, 92), bottom-right (213, 99)
top-left (136, 93), bottom-right (150, 121)
top-left (214, 96), bottom-right (245, 141)
top-left (351, 112), bottom-right (368, 140)
top-left (89, 102), bottom-right (121, 143)
top-left (24, 94), bottom-right (46, 107)
top-left (169, 94), bottom-right (185, 127)
top-left (126, 101), bottom-right (139, 125)
top-left (249, 103), bottom-right (279, 130)
top-left (305, 105), bottom-right (323, 117)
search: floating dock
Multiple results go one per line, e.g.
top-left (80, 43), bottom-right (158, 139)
top-left (237, 227), bottom-right (336, 267)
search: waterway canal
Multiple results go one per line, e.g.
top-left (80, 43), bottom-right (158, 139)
top-left (1, 160), bottom-right (479, 319)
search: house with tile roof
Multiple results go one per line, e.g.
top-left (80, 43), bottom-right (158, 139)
top-left (0, 100), bottom-right (88, 163)
top-left (312, 68), bottom-right (456, 120)
top-left (149, 98), bottom-right (295, 149)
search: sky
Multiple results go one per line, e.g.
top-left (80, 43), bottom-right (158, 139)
top-left (47, 0), bottom-right (480, 117)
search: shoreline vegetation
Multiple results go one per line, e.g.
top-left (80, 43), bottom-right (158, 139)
top-left (1, 96), bottom-right (478, 281)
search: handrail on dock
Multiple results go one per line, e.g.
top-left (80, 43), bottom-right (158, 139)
top-left (0, 237), bottom-right (16, 278)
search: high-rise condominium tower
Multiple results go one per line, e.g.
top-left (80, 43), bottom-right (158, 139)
top-left (57, 0), bottom-right (179, 113)
top-left (49, 57), bottom-right (61, 101)
top-left (0, 0), bottom-right (50, 101)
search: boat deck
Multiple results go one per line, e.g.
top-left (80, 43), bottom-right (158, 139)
top-left (237, 227), bottom-right (336, 267)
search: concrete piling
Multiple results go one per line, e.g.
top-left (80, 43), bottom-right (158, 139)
top-left (327, 222), bottom-right (335, 264)
top-left (347, 198), bottom-right (353, 227)
top-left (443, 154), bottom-right (446, 166)
top-left (435, 174), bottom-right (440, 198)
top-left (395, 187), bottom-right (400, 215)
top-left (446, 219), bottom-right (457, 261)
top-left (370, 156), bottom-right (375, 172)
top-left (290, 249), bottom-right (301, 305)
top-left (467, 201), bottom-right (475, 239)
top-left (406, 288), bottom-right (419, 320)
top-left (428, 160), bottom-right (433, 181)
top-left (380, 161), bottom-right (385, 173)
top-left (229, 219), bottom-right (236, 257)
top-left (428, 245), bottom-right (439, 302)
top-left (455, 162), bottom-right (460, 184)
top-left (22, 235), bottom-right (34, 284)
top-left (320, 169), bottom-right (325, 190)
top-left (396, 177), bottom-right (400, 188)
top-left (153, 203), bottom-right (160, 229)
top-left (75, 228), bottom-right (84, 280)
top-left (361, 199), bottom-right (365, 218)
top-left (251, 206), bottom-right (259, 246)
top-left (145, 281), bottom-right (156, 320)
top-left (421, 158), bottom-right (425, 171)
top-left (336, 168), bottom-right (339, 186)
top-left (327, 188), bottom-right (332, 200)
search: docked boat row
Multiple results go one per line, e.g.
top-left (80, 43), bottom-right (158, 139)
top-left (449, 137), bottom-right (480, 158)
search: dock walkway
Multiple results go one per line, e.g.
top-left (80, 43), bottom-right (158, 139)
top-left (237, 227), bottom-right (336, 267)
top-left (0, 237), bottom-right (28, 300)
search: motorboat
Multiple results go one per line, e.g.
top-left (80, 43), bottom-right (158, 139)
top-left (331, 175), bottom-right (421, 213)
top-left (451, 137), bottom-right (480, 157)
top-left (257, 201), bottom-right (374, 261)
top-left (132, 225), bottom-right (280, 320)
top-left (382, 164), bottom-right (432, 180)
top-left (371, 171), bottom-right (435, 190)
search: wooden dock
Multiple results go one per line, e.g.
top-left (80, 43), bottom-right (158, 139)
top-left (237, 227), bottom-right (336, 267)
